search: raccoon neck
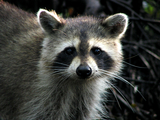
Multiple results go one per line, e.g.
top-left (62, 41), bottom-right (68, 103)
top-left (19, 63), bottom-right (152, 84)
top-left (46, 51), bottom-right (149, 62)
top-left (23, 71), bottom-right (107, 120)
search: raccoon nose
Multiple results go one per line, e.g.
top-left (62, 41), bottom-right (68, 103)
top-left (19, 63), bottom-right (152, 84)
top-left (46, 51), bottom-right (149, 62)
top-left (76, 65), bottom-right (92, 78)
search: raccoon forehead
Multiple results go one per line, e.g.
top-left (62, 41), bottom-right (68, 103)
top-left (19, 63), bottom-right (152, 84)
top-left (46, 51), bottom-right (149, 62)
top-left (88, 38), bottom-right (122, 54)
top-left (66, 16), bottom-right (99, 25)
top-left (54, 38), bottom-right (80, 53)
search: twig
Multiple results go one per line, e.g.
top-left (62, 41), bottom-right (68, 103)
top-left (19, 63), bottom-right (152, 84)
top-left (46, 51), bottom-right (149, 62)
top-left (109, 0), bottom-right (160, 34)
top-left (135, 22), bottom-right (150, 40)
top-left (130, 17), bottom-right (160, 24)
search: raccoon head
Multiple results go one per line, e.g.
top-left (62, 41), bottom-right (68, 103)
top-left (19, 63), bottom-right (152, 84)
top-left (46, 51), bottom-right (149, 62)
top-left (37, 9), bottom-right (128, 84)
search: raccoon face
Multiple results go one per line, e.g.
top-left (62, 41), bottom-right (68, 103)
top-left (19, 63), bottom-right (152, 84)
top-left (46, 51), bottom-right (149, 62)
top-left (37, 9), bottom-right (128, 83)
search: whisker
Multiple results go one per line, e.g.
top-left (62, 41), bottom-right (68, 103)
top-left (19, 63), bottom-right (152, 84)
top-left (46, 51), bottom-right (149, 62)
top-left (110, 87), bottom-right (122, 110)
top-left (97, 70), bottom-right (136, 111)
top-left (50, 69), bottom-right (72, 83)
top-left (101, 69), bottom-right (135, 88)
top-left (54, 72), bottom-right (72, 85)
top-left (96, 73), bottom-right (122, 110)
top-left (51, 68), bottom-right (66, 70)
top-left (107, 81), bottom-right (135, 112)
top-left (99, 69), bottom-right (146, 100)
top-left (52, 62), bottom-right (69, 67)
top-left (51, 70), bottom-right (66, 76)
top-left (45, 67), bottom-right (68, 70)
top-left (123, 61), bottom-right (147, 69)
top-left (94, 74), bottom-right (135, 114)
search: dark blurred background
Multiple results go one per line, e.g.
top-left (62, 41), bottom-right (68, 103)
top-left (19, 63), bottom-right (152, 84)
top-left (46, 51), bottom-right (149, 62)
top-left (3, 0), bottom-right (160, 120)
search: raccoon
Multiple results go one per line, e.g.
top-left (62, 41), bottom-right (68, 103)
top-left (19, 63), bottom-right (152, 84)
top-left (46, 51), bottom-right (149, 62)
top-left (0, 1), bottom-right (128, 120)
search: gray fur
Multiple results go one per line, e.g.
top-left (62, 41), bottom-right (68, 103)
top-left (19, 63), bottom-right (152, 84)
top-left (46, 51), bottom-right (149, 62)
top-left (0, 2), bottom-right (128, 120)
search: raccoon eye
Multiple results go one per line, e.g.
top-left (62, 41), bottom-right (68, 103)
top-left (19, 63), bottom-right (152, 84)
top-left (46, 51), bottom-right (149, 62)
top-left (65, 47), bottom-right (76, 55)
top-left (92, 47), bottom-right (102, 56)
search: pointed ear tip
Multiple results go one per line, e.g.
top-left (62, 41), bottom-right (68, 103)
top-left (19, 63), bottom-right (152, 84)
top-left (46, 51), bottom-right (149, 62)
top-left (114, 13), bottom-right (128, 19)
top-left (117, 13), bottom-right (128, 17)
top-left (104, 13), bottom-right (128, 23)
top-left (37, 9), bottom-right (47, 17)
top-left (117, 13), bottom-right (128, 22)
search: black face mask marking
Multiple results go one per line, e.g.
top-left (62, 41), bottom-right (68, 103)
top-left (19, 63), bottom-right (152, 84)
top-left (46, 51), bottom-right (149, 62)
top-left (90, 47), bottom-right (114, 70)
top-left (52, 47), bottom-right (77, 68)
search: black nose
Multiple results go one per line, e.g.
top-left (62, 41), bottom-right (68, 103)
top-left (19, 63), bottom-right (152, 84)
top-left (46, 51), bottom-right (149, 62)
top-left (76, 65), bottom-right (92, 78)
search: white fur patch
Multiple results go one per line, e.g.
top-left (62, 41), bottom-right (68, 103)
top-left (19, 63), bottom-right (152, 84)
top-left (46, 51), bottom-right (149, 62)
top-left (88, 38), bottom-right (122, 57)
top-left (87, 56), bottom-right (99, 74)
top-left (67, 56), bottom-right (81, 75)
top-left (54, 37), bottom-right (80, 54)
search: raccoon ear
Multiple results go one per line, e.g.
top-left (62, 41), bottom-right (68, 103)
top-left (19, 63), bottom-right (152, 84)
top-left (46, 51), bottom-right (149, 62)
top-left (37, 9), bottom-right (65, 33)
top-left (101, 13), bottom-right (128, 38)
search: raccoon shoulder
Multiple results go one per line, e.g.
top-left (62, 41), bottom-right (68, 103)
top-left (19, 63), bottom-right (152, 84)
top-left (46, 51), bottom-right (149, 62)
top-left (0, 2), bottom-right (43, 81)
top-left (0, 1), bottom-right (43, 47)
